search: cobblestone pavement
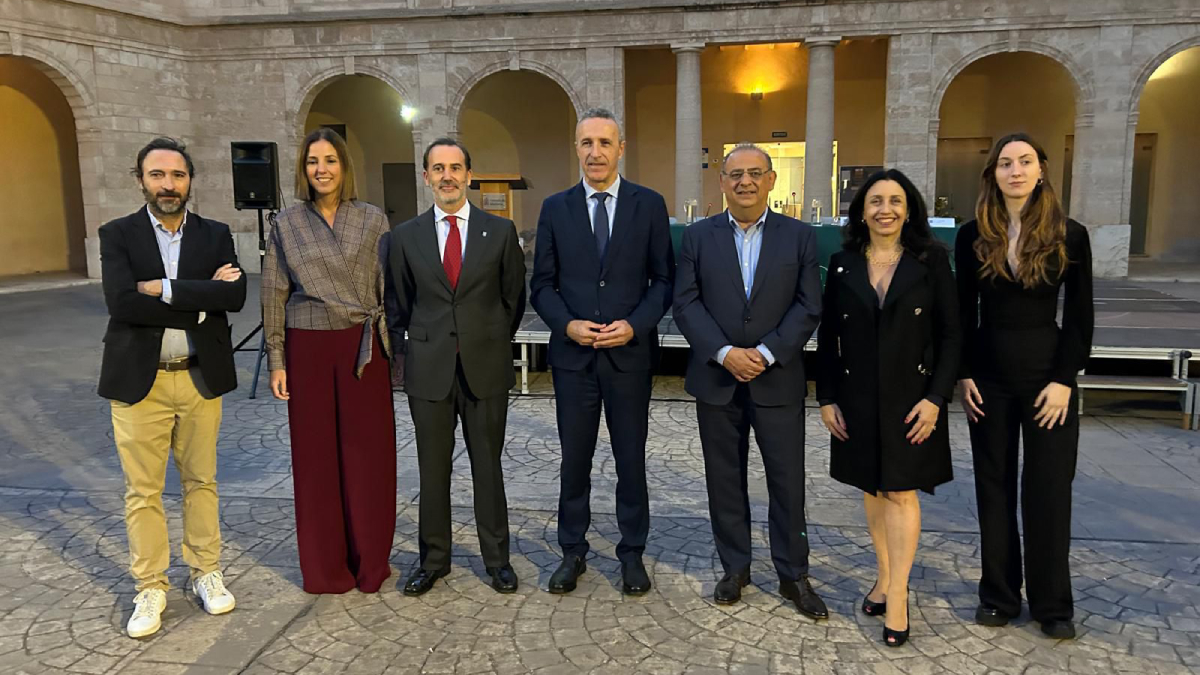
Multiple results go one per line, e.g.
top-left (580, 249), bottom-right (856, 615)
top-left (1, 283), bottom-right (1199, 674)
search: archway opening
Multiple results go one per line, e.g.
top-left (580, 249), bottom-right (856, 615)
top-left (0, 56), bottom-right (87, 276)
top-left (1135, 46), bottom-right (1200, 261)
top-left (303, 74), bottom-right (417, 226)
top-left (935, 52), bottom-right (1077, 222)
top-left (458, 69), bottom-right (577, 254)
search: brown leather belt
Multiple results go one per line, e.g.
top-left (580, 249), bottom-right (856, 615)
top-left (158, 357), bottom-right (196, 371)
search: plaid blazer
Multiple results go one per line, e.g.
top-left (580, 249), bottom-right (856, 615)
top-left (262, 200), bottom-right (391, 375)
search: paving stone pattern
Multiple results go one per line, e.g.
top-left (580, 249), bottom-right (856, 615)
top-left (1, 285), bottom-right (1199, 674)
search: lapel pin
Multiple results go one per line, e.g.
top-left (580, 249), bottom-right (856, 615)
top-left (914, 307), bottom-right (922, 315)
top-left (482, 231), bottom-right (488, 237)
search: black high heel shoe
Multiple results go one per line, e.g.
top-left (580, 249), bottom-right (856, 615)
top-left (861, 584), bottom-right (886, 617)
top-left (883, 622), bottom-right (910, 647)
top-left (883, 593), bottom-right (910, 647)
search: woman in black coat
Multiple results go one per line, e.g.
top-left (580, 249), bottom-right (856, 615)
top-left (816, 168), bottom-right (961, 647)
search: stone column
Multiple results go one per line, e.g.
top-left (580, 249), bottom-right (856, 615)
top-left (802, 37), bottom-right (839, 222)
top-left (77, 127), bottom-right (105, 278)
top-left (585, 46), bottom-right (624, 124)
top-left (587, 46), bottom-right (626, 175)
top-left (673, 43), bottom-right (704, 220)
top-left (883, 33), bottom-right (937, 203)
top-left (1069, 25), bottom-right (1135, 278)
top-left (413, 52), bottom-right (451, 215)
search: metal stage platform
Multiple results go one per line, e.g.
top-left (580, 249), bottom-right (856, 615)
top-left (510, 279), bottom-right (1200, 426)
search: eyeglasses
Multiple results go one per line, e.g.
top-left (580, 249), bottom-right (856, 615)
top-left (722, 169), bottom-right (769, 182)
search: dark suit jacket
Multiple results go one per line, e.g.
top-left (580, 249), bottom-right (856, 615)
top-left (673, 210), bottom-right (822, 407)
top-left (386, 205), bottom-right (526, 402)
top-left (815, 247), bottom-right (961, 493)
top-left (98, 208), bottom-right (247, 404)
top-left (529, 179), bottom-right (675, 372)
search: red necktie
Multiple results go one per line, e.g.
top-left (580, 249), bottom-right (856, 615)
top-left (443, 214), bottom-right (462, 289)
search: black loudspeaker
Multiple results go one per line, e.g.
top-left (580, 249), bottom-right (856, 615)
top-left (230, 141), bottom-right (279, 210)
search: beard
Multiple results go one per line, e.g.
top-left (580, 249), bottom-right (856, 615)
top-left (143, 185), bottom-right (189, 216)
top-left (434, 183), bottom-right (462, 206)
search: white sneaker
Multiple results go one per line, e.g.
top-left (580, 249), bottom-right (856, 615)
top-left (127, 588), bottom-right (167, 638)
top-left (192, 570), bottom-right (236, 615)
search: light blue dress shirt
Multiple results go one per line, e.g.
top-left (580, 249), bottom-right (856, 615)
top-left (583, 174), bottom-right (620, 236)
top-left (147, 206), bottom-right (199, 360)
top-left (715, 208), bottom-right (776, 367)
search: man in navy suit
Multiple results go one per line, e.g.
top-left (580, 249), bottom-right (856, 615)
top-left (673, 144), bottom-right (827, 619)
top-left (530, 108), bottom-right (674, 595)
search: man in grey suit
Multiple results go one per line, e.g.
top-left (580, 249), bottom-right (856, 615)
top-left (386, 138), bottom-right (527, 596)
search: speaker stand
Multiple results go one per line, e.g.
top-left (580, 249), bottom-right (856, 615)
top-left (234, 208), bottom-right (274, 399)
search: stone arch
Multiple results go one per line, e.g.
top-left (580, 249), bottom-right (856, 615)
top-left (294, 65), bottom-right (415, 143)
top-left (1128, 35), bottom-right (1200, 125)
top-left (1125, 37), bottom-right (1200, 260)
top-left (0, 46), bottom-right (96, 124)
top-left (930, 44), bottom-right (1083, 222)
top-left (930, 41), bottom-right (1092, 120)
top-left (0, 51), bottom-right (91, 274)
top-left (447, 58), bottom-right (585, 134)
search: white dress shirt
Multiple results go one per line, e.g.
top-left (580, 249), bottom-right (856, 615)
top-left (433, 201), bottom-right (471, 261)
top-left (583, 175), bottom-right (620, 235)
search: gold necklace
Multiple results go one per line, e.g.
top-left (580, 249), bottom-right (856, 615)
top-left (866, 244), bottom-right (902, 266)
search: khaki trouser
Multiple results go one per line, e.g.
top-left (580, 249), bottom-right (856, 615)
top-left (110, 368), bottom-right (223, 592)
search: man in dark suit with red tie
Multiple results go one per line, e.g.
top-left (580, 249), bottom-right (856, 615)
top-left (530, 108), bottom-right (675, 595)
top-left (386, 138), bottom-right (527, 596)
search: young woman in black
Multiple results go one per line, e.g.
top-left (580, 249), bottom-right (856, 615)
top-left (956, 133), bottom-right (1093, 640)
top-left (817, 169), bottom-right (961, 647)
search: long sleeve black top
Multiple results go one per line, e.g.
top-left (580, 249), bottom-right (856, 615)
top-left (955, 218), bottom-right (1094, 389)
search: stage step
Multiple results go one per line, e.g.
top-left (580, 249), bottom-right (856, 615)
top-left (1077, 374), bottom-right (1196, 429)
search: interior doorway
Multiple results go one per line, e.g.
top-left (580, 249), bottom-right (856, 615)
top-left (382, 162), bottom-right (418, 227)
top-left (1128, 134), bottom-right (1157, 256)
top-left (721, 141), bottom-right (838, 218)
top-left (935, 136), bottom-right (992, 222)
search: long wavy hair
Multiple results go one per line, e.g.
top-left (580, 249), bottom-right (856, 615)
top-left (844, 168), bottom-right (942, 259)
top-left (974, 133), bottom-right (1067, 287)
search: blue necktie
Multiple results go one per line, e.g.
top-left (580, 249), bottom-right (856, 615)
top-left (593, 192), bottom-right (610, 261)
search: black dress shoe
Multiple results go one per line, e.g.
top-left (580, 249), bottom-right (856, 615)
top-left (714, 571), bottom-right (750, 605)
top-left (486, 564), bottom-right (518, 593)
top-left (1039, 619), bottom-right (1076, 640)
top-left (403, 566), bottom-right (449, 596)
top-left (779, 575), bottom-right (829, 620)
top-left (975, 605), bottom-right (1013, 627)
top-left (621, 558), bottom-right (651, 595)
top-left (861, 583), bottom-right (887, 617)
top-left (547, 555), bottom-right (586, 594)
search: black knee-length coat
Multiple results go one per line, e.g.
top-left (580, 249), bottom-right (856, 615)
top-left (815, 246), bottom-right (962, 494)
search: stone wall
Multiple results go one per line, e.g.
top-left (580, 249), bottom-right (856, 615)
top-left (3, 0), bottom-right (1200, 277)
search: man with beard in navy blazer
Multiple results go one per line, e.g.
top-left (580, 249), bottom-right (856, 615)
top-left (530, 108), bottom-right (675, 595)
top-left (673, 144), bottom-right (827, 619)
